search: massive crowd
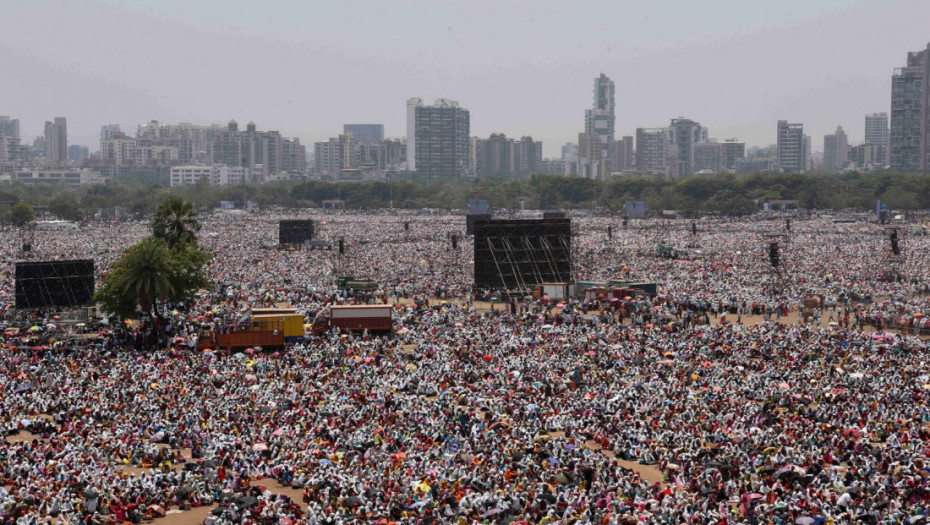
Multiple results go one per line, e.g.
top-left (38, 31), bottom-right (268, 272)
top-left (1, 210), bottom-right (930, 525)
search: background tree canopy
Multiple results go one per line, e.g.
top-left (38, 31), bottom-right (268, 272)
top-left (1, 170), bottom-right (929, 216)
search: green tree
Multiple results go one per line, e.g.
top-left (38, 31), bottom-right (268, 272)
top-left (152, 197), bottom-right (200, 249)
top-left (95, 237), bottom-right (212, 321)
top-left (10, 202), bottom-right (35, 226)
top-left (48, 195), bottom-right (84, 222)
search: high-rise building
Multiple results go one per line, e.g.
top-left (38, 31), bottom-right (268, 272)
top-left (608, 136), bottom-right (634, 174)
top-left (693, 140), bottom-right (724, 173)
top-left (0, 116), bottom-right (21, 163)
top-left (822, 126), bottom-right (849, 172)
top-left (635, 128), bottom-right (669, 176)
top-left (577, 132), bottom-right (604, 178)
top-left (44, 117), bottom-right (68, 163)
top-left (776, 120), bottom-right (805, 173)
top-left (343, 124), bottom-right (384, 141)
top-left (890, 44), bottom-right (930, 172)
top-left (721, 140), bottom-right (746, 171)
top-left (68, 145), bottom-right (89, 161)
top-left (211, 120), bottom-right (305, 178)
top-left (0, 116), bottom-right (20, 139)
top-left (583, 74), bottom-right (615, 175)
top-left (407, 98), bottom-right (471, 179)
top-left (863, 113), bottom-right (889, 166)
top-left (475, 133), bottom-right (514, 176)
top-left (668, 118), bottom-right (703, 176)
top-left (100, 124), bottom-right (122, 141)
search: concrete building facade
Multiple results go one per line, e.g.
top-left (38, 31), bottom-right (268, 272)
top-left (823, 126), bottom-right (849, 172)
top-left (889, 44), bottom-right (929, 172)
top-left (407, 98), bottom-right (471, 179)
top-left (635, 128), bottom-right (669, 176)
top-left (668, 117), bottom-right (703, 176)
top-left (44, 117), bottom-right (68, 163)
top-left (776, 120), bottom-right (805, 173)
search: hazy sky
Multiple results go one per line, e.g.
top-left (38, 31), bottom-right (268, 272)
top-left (2, 0), bottom-right (929, 157)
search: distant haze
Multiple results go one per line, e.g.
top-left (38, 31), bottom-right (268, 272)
top-left (2, 0), bottom-right (928, 157)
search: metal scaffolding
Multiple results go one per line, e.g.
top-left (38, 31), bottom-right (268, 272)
top-left (474, 219), bottom-right (572, 296)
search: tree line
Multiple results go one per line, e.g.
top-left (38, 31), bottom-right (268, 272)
top-left (1, 170), bottom-right (929, 222)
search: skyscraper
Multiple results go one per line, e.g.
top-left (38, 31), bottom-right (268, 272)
top-left (0, 116), bottom-right (20, 139)
top-left (776, 120), bottom-right (805, 173)
top-left (584, 74), bottom-right (615, 147)
top-left (721, 139), bottom-right (746, 171)
top-left (823, 126), bottom-right (849, 172)
top-left (890, 44), bottom-right (929, 172)
top-left (406, 98), bottom-right (471, 179)
top-left (0, 117), bottom-right (21, 163)
top-left (635, 128), bottom-right (669, 176)
top-left (44, 117), bottom-right (68, 163)
top-left (668, 117), bottom-right (703, 176)
top-left (608, 136), bottom-right (634, 174)
top-left (343, 124), bottom-right (384, 141)
top-left (864, 113), bottom-right (889, 166)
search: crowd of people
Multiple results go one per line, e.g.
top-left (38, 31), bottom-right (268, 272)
top-left (1, 210), bottom-right (930, 524)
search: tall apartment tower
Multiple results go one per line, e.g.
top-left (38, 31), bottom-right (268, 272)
top-left (406, 98), bottom-right (471, 179)
top-left (890, 44), bottom-right (930, 172)
top-left (584, 74), bottom-right (616, 147)
top-left (668, 117), bottom-right (703, 176)
top-left (0, 117), bottom-right (21, 162)
top-left (823, 126), bottom-right (849, 172)
top-left (864, 113), bottom-right (889, 166)
top-left (44, 117), bottom-right (68, 162)
top-left (776, 120), bottom-right (805, 173)
top-left (721, 140), bottom-right (746, 171)
top-left (0, 116), bottom-right (20, 139)
top-left (635, 128), bottom-right (669, 176)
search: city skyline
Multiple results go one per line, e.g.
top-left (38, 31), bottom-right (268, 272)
top-left (3, 1), bottom-right (930, 157)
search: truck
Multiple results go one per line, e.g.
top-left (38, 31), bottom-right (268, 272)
top-left (337, 276), bottom-right (379, 292)
top-left (314, 305), bottom-right (394, 334)
top-left (607, 280), bottom-right (658, 297)
top-left (251, 313), bottom-right (305, 342)
top-left (197, 328), bottom-right (285, 350)
top-left (533, 283), bottom-right (571, 300)
top-left (584, 288), bottom-right (610, 302)
top-left (573, 281), bottom-right (607, 298)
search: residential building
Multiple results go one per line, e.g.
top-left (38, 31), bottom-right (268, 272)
top-left (823, 126), bottom-right (849, 172)
top-left (577, 132), bottom-right (604, 178)
top-left (474, 134), bottom-right (542, 177)
top-left (668, 117), bottom-right (703, 176)
top-left (864, 112), bottom-right (889, 166)
top-left (635, 128), bottom-right (669, 176)
top-left (44, 117), bottom-right (68, 163)
top-left (890, 44), bottom-right (930, 172)
top-left (561, 142), bottom-right (579, 176)
top-left (7, 168), bottom-right (107, 188)
top-left (608, 136), bottom-right (634, 174)
top-left (211, 120), bottom-right (305, 178)
top-left (0, 117), bottom-right (20, 163)
top-left (693, 140), bottom-right (724, 173)
top-left (68, 145), bottom-right (89, 161)
top-left (0, 117), bottom-right (19, 139)
top-left (585, 74), bottom-right (615, 145)
top-left (407, 98), bottom-right (471, 178)
top-left (541, 159), bottom-right (565, 175)
top-left (721, 139), bottom-right (746, 171)
top-left (776, 120), bottom-right (805, 173)
top-left (343, 124), bottom-right (384, 141)
top-left (169, 165), bottom-right (249, 186)
top-left (847, 143), bottom-right (887, 171)
top-left (100, 124), bottom-right (122, 141)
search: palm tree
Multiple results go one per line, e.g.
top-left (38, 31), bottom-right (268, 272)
top-left (153, 197), bottom-right (200, 249)
top-left (115, 237), bottom-right (175, 317)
